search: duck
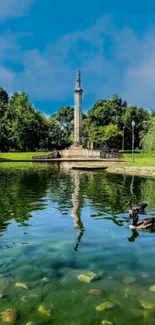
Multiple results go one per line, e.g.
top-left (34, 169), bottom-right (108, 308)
top-left (129, 203), bottom-right (148, 216)
top-left (129, 211), bottom-right (155, 230)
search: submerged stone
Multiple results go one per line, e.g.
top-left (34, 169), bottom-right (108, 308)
top-left (123, 277), bottom-right (136, 284)
top-left (21, 296), bottom-right (28, 303)
top-left (21, 293), bottom-right (39, 304)
top-left (149, 285), bottom-right (155, 292)
top-left (42, 277), bottom-right (49, 283)
top-left (1, 308), bottom-right (17, 323)
top-left (15, 282), bottom-right (28, 290)
top-left (38, 305), bottom-right (52, 317)
top-left (102, 321), bottom-right (113, 325)
top-left (96, 301), bottom-right (115, 312)
top-left (141, 273), bottom-right (149, 279)
top-left (78, 272), bottom-right (98, 283)
top-left (88, 289), bottom-right (103, 295)
top-left (140, 300), bottom-right (155, 309)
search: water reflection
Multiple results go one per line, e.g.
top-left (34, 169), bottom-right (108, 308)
top-left (128, 229), bottom-right (139, 242)
top-left (0, 166), bottom-right (155, 242)
top-left (71, 172), bottom-right (84, 251)
top-left (0, 165), bottom-right (155, 325)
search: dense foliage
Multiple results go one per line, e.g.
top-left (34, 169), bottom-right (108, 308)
top-left (0, 88), bottom-right (151, 152)
top-left (141, 116), bottom-right (155, 151)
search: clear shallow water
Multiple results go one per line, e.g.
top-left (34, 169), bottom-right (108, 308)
top-left (1, 164), bottom-right (155, 324)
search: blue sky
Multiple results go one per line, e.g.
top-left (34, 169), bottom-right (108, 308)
top-left (0, 0), bottom-right (155, 115)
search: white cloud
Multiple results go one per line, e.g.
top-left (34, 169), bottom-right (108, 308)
top-left (0, 0), bottom-right (35, 21)
top-left (1, 15), bottom-right (155, 109)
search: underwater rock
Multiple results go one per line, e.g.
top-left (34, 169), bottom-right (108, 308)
top-left (88, 289), bottom-right (103, 295)
top-left (15, 282), bottom-right (28, 290)
top-left (123, 277), bottom-right (136, 284)
top-left (141, 273), bottom-right (149, 279)
top-left (96, 301), bottom-right (115, 312)
top-left (78, 272), bottom-right (98, 283)
top-left (149, 285), bottom-right (155, 292)
top-left (140, 300), bottom-right (155, 309)
top-left (42, 277), bottom-right (49, 283)
top-left (21, 293), bottom-right (39, 304)
top-left (102, 321), bottom-right (113, 325)
top-left (21, 296), bottom-right (28, 303)
top-left (1, 308), bottom-right (17, 323)
top-left (38, 305), bottom-right (52, 317)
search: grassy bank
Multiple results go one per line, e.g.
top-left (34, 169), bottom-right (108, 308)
top-left (123, 152), bottom-right (155, 167)
top-left (0, 152), bottom-right (48, 161)
top-left (0, 151), bottom-right (154, 169)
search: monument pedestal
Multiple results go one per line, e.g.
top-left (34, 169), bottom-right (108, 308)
top-left (60, 145), bottom-right (100, 158)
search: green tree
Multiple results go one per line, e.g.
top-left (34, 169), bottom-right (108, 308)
top-left (141, 116), bottom-right (155, 151)
top-left (123, 106), bottom-right (150, 150)
top-left (52, 106), bottom-right (74, 127)
top-left (52, 106), bottom-right (74, 147)
top-left (0, 88), bottom-right (9, 105)
top-left (104, 124), bottom-right (123, 148)
top-left (88, 94), bottom-right (127, 128)
top-left (6, 92), bottom-right (35, 150)
top-left (0, 88), bottom-right (9, 119)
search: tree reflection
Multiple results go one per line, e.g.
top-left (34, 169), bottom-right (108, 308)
top-left (0, 165), bottom-right (155, 243)
top-left (0, 168), bottom-right (55, 231)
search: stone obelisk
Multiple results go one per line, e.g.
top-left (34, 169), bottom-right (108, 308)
top-left (74, 70), bottom-right (84, 147)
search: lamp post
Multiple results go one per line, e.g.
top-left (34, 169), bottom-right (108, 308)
top-left (132, 120), bottom-right (135, 164)
top-left (122, 126), bottom-right (125, 151)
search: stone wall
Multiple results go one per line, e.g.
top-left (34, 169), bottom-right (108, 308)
top-left (60, 148), bottom-right (101, 158)
top-left (32, 151), bottom-right (60, 160)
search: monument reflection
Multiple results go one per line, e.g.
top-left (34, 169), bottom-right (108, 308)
top-left (72, 172), bottom-right (85, 251)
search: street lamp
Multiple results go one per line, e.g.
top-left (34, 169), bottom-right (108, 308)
top-left (132, 120), bottom-right (135, 163)
top-left (122, 126), bottom-right (125, 151)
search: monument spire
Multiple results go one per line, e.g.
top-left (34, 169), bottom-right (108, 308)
top-left (74, 70), bottom-right (83, 147)
top-left (76, 69), bottom-right (81, 88)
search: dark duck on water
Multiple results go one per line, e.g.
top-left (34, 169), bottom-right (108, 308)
top-left (129, 203), bottom-right (148, 216)
top-left (128, 203), bottom-right (155, 230)
top-left (129, 213), bottom-right (155, 230)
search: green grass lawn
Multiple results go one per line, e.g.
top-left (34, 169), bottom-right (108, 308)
top-left (0, 151), bottom-right (155, 167)
top-left (0, 152), bottom-right (48, 161)
top-left (123, 152), bottom-right (155, 167)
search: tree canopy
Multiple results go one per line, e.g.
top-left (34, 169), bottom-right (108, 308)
top-left (0, 88), bottom-right (151, 152)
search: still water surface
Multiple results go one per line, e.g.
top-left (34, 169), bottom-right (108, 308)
top-left (0, 164), bottom-right (155, 324)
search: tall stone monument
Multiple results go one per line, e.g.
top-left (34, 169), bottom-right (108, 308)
top-left (58, 70), bottom-right (100, 158)
top-left (33, 70), bottom-right (101, 159)
top-left (74, 70), bottom-right (83, 147)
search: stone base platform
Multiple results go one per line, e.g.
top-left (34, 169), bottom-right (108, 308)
top-left (32, 146), bottom-right (123, 161)
top-left (59, 146), bottom-right (100, 159)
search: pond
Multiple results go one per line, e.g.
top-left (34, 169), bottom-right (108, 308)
top-left (0, 163), bottom-right (155, 324)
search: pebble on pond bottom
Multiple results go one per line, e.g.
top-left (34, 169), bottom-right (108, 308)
top-left (96, 302), bottom-right (115, 312)
top-left (38, 305), bottom-right (52, 317)
top-left (15, 282), bottom-right (29, 290)
top-left (140, 300), bottom-right (155, 309)
top-left (1, 308), bottom-right (17, 323)
top-left (78, 271), bottom-right (98, 283)
top-left (123, 277), bottom-right (136, 284)
top-left (149, 285), bottom-right (155, 292)
top-left (88, 289), bottom-right (103, 295)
